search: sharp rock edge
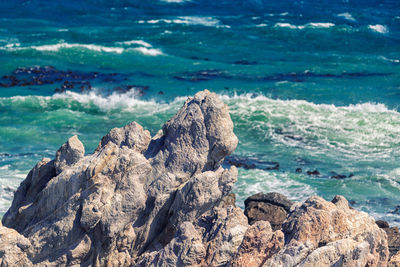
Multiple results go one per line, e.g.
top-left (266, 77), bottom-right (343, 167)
top-left (0, 90), bottom-right (393, 267)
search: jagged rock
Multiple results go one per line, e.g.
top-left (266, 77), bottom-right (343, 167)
top-left (54, 135), bottom-right (85, 175)
top-left (0, 221), bottom-right (33, 267)
top-left (221, 193), bottom-right (236, 208)
top-left (1, 90), bottom-right (239, 266)
top-left (383, 226), bottom-right (400, 257)
top-left (244, 192), bottom-right (293, 230)
top-left (229, 221), bottom-right (284, 267)
top-left (264, 195), bottom-right (389, 266)
top-left (137, 205), bottom-right (249, 267)
top-left (0, 90), bottom-right (394, 266)
top-left (389, 251), bottom-right (400, 267)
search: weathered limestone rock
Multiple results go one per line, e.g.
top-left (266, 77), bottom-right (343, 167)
top-left (264, 195), bottom-right (389, 266)
top-left (136, 205), bottom-right (249, 267)
top-left (229, 221), bottom-right (284, 267)
top-left (0, 221), bottom-right (33, 267)
top-left (1, 90), bottom-right (239, 266)
top-left (389, 251), bottom-right (400, 267)
top-left (384, 226), bottom-right (400, 258)
top-left (244, 192), bottom-right (293, 230)
top-left (54, 135), bottom-right (85, 175)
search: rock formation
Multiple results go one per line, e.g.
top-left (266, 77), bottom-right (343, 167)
top-left (1, 90), bottom-right (242, 266)
top-left (244, 192), bottom-right (293, 230)
top-left (0, 90), bottom-right (394, 267)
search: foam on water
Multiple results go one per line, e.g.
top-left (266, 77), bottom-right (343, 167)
top-left (220, 94), bottom-right (400, 159)
top-left (139, 16), bottom-right (221, 27)
top-left (337, 12), bottom-right (356, 22)
top-left (0, 42), bottom-right (164, 56)
top-left (116, 40), bottom-right (152, 47)
top-left (368, 24), bottom-right (389, 34)
top-left (234, 168), bottom-right (315, 208)
top-left (274, 22), bottom-right (335, 30)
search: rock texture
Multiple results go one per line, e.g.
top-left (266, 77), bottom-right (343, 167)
top-left (1, 90), bottom-right (242, 266)
top-left (0, 90), bottom-right (394, 267)
top-left (264, 195), bottom-right (389, 266)
top-left (244, 192), bottom-right (293, 230)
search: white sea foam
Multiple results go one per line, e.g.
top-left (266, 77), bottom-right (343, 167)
top-left (337, 12), bottom-right (356, 22)
top-left (274, 23), bottom-right (303, 29)
top-left (0, 165), bottom-right (10, 170)
top-left (1, 42), bottom-right (165, 56)
top-left (368, 24), bottom-right (389, 34)
top-left (274, 22), bottom-right (335, 30)
top-left (306, 22), bottom-right (335, 28)
top-left (131, 47), bottom-right (163, 56)
top-left (141, 16), bottom-right (221, 27)
top-left (116, 40), bottom-right (152, 47)
top-left (0, 43), bottom-right (125, 54)
top-left (234, 169), bottom-right (315, 208)
top-left (379, 56), bottom-right (400, 63)
top-left (219, 93), bottom-right (400, 159)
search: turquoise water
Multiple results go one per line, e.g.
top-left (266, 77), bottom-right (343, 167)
top-left (0, 0), bottom-right (400, 225)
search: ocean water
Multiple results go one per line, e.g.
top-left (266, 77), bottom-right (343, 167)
top-left (1, 0), bottom-right (400, 225)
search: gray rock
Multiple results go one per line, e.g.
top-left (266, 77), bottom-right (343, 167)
top-left (1, 90), bottom-right (239, 266)
top-left (54, 135), bottom-right (85, 175)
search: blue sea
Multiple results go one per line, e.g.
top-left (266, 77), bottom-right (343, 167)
top-left (1, 0), bottom-right (400, 226)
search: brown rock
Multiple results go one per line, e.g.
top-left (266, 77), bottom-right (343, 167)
top-left (265, 195), bottom-right (389, 266)
top-left (389, 251), bottom-right (400, 267)
top-left (229, 221), bottom-right (284, 267)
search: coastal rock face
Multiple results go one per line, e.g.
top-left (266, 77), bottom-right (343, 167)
top-left (0, 89), bottom-right (393, 267)
top-left (1, 90), bottom-right (240, 266)
top-left (264, 195), bottom-right (389, 266)
top-left (229, 221), bottom-right (284, 267)
top-left (244, 192), bottom-right (293, 230)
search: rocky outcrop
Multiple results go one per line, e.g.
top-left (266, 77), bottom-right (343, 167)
top-left (264, 195), bottom-right (389, 266)
top-left (389, 251), bottom-right (400, 267)
top-left (0, 90), bottom-right (394, 267)
top-left (1, 90), bottom-right (241, 266)
top-left (244, 192), bottom-right (293, 230)
top-left (229, 221), bottom-right (284, 267)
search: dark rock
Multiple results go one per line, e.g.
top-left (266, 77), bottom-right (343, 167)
top-left (295, 168), bottom-right (302, 173)
top-left (376, 220), bottom-right (390, 229)
top-left (331, 174), bottom-right (347, 179)
top-left (244, 192), bottom-right (294, 230)
top-left (383, 227), bottom-right (400, 257)
top-left (223, 155), bottom-right (279, 171)
top-left (307, 169), bottom-right (320, 176)
top-left (245, 192), bottom-right (293, 212)
top-left (391, 205), bottom-right (400, 215)
top-left (244, 201), bottom-right (287, 230)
